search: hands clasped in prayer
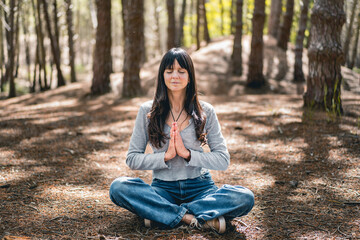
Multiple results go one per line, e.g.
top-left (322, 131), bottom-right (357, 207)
top-left (165, 122), bottom-right (191, 162)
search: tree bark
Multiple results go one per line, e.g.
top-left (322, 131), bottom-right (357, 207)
top-left (196, 0), bottom-right (200, 49)
top-left (41, 0), bottom-right (65, 87)
top-left (91, 0), bottom-right (111, 95)
top-left (65, 0), bottom-right (76, 83)
top-left (53, 0), bottom-right (60, 61)
top-left (303, 0), bottom-right (345, 114)
top-left (33, 0), bottom-right (47, 90)
top-left (232, 0), bottom-right (243, 76)
top-left (230, 0), bottom-right (235, 34)
top-left (220, 0), bottom-right (224, 35)
top-left (167, 0), bottom-right (176, 49)
top-left (348, 13), bottom-right (360, 69)
top-left (293, 0), bottom-right (310, 82)
top-left (277, 0), bottom-right (295, 51)
top-left (202, 0), bottom-right (210, 43)
top-left (21, 2), bottom-right (31, 85)
top-left (7, 0), bottom-right (16, 98)
top-left (121, 0), bottom-right (143, 97)
top-left (246, 0), bottom-right (265, 88)
top-left (268, 0), bottom-right (282, 38)
top-left (177, 0), bottom-right (187, 46)
top-left (0, 0), bottom-right (4, 92)
top-left (153, 0), bottom-right (162, 54)
top-left (343, 0), bottom-right (358, 66)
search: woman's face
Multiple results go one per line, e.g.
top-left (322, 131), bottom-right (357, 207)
top-left (163, 59), bottom-right (189, 93)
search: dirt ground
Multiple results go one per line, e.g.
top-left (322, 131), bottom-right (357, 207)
top-left (0, 38), bottom-right (359, 239)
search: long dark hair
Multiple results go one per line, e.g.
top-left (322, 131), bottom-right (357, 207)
top-left (147, 48), bottom-right (207, 149)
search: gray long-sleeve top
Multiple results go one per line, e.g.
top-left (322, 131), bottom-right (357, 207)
top-left (126, 100), bottom-right (230, 181)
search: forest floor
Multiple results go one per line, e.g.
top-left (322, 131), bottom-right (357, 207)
top-left (0, 37), bottom-right (360, 240)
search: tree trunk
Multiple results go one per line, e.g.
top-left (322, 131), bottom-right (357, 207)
top-left (230, 0), bottom-right (235, 34)
top-left (343, 0), bottom-right (358, 66)
top-left (303, 0), bottom-right (345, 114)
top-left (121, 0), bottom-right (144, 97)
top-left (91, 0), bottom-right (111, 95)
top-left (232, 0), bottom-right (243, 76)
top-left (41, 0), bottom-right (65, 87)
top-left (53, 0), bottom-right (60, 61)
top-left (14, 1), bottom-right (20, 78)
top-left (293, 0), bottom-right (310, 82)
top-left (348, 13), bottom-right (360, 69)
top-left (196, 0), bottom-right (200, 49)
top-left (202, 0), bottom-right (210, 43)
top-left (153, 0), bottom-right (162, 55)
top-left (65, 0), bottom-right (76, 83)
top-left (247, 0), bottom-right (265, 88)
top-left (7, 0), bottom-right (16, 98)
top-left (268, 0), bottom-right (282, 38)
top-left (220, 0), bottom-right (224, 35)
top-left (167, 0), bottom-right (176, 49)
top-left (0, 1), bottom-right (4, 92)
top-left (33, 0), bottom-right (47, 90)
top-left (277, 0), bottom-right (295, 51)
top-left (21, 2), bottom-right (31, 85)
top-left (177, 0), bottom-right (187, 46)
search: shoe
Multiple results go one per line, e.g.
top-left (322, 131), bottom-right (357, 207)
top-left (144, 218), bottom-right (151, 227)
top-left (190, 216), bottom-right (226, 234)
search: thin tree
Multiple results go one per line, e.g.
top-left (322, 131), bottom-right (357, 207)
top-left (153, 0), bottom-right (162, 54)
top-left (53, 0), bottom-right (60, 60)
top-left (293, 0), bottom-right (310, 82)
top-left (196, 0), bottom-right (200, 49)
top-left (6, 0), bottom-right (16, 98)
top-left (0, 0), bottom-right (4, 91)
top-left (202, 0), bottom-right (210, 43)
top-left (232, 0), bottom-right (243, 76)
top-left (22, 1), bottom-right (31, 85)
top-left (303, 0), bottom-right (346, 113)
top-left (65, 0), bottom-right (76, 82)
top-left (268, 0), bottom-right (282, 38)
top-left (41, 0), bottom-right (66, 87)
top-left (343, 0), bottom-right (358, 66)
top-left (176, 0), bottom-right (187, 46)
top-left (277, 0), bottom-right (295, 50)
top-left (246, 0), bottom-right (266, 88)
top-left (349, 12), bottom-right (360, 69)
top-left (220, 0), bottom-right (224, 35)
top-left (91, 0), bottom-right (111, 95)
top-left (121, 0), bottom-right (144, 97)
top-left (167, 0), bottom-right (176, 49)
top-left (230, 0), bottom-right (235, 34)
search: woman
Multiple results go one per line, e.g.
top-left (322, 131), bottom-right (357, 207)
top-left (109, 48), bottom-right (254, 233)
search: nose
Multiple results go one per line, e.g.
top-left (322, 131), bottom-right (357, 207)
top-left (171, 71), bottom-right (179, 79)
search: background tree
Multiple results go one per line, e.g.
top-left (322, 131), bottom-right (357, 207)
top-left (304, 0), bottom-right (345, 113)
top-left (277, 0), bottom-right (295, 51)
top-left (91, 0), bottom-right (111, 95)
top-left (176, 0), bottom-right (187, 46)
top-left (348, 12), bottom-right (360, 69)
top-left (293, 0), bottom-right (310, 82)
top-left (247, 0), bottom-right (265, 88)
top-left (196, 0), bottom-right (200, 49)
top-left (202, 0), bottom-right (210, 43)
top-left (42, 0), bottom-right (65, 87)
top-left (65, 0), bottom-right (76, 83)
top-left (268, 0), bottom-right (282, 38)
top-left (121, 0), bottom-right (144, 97)
top-left (343, 0), bottom-right (358, 67)
top-left (167, 0), bottom-right (176, 49)
top-left (6, 0), bottom-right (16, 98)
top-left (232, 0), bottom-right (243, 76)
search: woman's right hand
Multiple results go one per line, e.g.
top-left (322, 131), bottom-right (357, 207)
top-left (164, 122), bottom-right (177, 161)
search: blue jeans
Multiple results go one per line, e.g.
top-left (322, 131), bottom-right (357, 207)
top-left (109, 172), bottom-right (254, 229)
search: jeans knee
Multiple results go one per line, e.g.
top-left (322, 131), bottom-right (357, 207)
top-left (109, 177), bottom-right (133, 199)
top-left (223, 185), bottom-right (254, 213)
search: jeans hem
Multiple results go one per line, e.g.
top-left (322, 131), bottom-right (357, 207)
top-left (168, 207), bottom-right (187, 228)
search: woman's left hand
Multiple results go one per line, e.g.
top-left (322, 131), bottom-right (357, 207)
top-left (173, 122), bottom-right (191, 159)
